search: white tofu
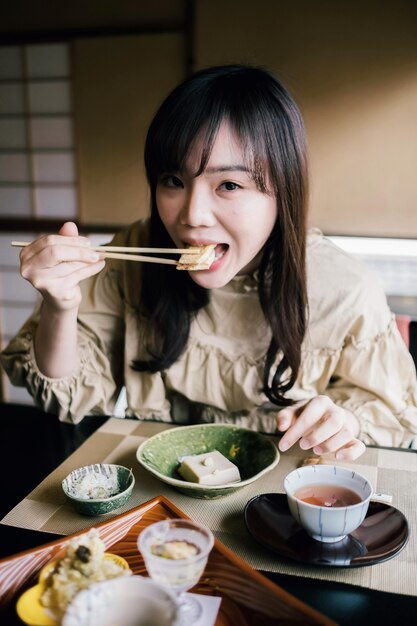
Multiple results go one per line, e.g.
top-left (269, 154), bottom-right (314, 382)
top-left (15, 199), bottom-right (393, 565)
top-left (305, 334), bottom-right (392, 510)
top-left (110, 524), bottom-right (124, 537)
top-left (178, 450), bottom-right (241, 486)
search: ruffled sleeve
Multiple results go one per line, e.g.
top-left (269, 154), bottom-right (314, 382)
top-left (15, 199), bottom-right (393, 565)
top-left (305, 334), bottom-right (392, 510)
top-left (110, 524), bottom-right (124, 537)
top-left (326, 315), bottom-right (417, 447)
top-left (1, 311), bottom-right (119, 423)
top-left (305, 231), bottom-right (417, 448)
top-left (0, 235), bottom-right (128, 423)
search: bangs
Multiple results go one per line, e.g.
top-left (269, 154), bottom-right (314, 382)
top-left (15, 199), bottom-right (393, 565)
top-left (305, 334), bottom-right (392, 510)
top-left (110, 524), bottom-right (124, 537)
top-left (144, 68), bottom-right (277, 193)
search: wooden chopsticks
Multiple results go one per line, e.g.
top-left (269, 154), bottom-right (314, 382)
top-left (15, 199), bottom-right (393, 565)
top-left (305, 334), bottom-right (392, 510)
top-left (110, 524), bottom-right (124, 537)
top-left (89, 245), bottom-right (194, 254)
top-left (88, 251), bottom-right (178, 265)
top-left (11, 241), bottom-right (196, 266)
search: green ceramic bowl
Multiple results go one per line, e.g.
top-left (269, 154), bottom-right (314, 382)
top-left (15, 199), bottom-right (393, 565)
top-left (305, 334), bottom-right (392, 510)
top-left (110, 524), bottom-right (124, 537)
top-left (62, 463), bottom-right (135, 515)
top-left (136, 424), bottom-right (279, 498)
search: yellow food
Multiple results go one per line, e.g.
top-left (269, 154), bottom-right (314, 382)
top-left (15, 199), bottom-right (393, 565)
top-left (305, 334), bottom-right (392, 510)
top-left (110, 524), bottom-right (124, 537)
top-left (176, 245), bottom-right (216, 270)
top-left (40, 529), bottom-right (129, 618)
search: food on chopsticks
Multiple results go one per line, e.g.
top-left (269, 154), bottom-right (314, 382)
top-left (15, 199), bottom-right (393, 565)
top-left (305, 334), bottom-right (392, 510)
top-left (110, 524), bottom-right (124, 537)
top-left (40, 529), bottom-right (130, 618)
top-left (178, 450), bottom-right (241, 485)
top-left (11, 240), bottom-right (215, 268)
top-left (176, 244), bottom-right (216, 271)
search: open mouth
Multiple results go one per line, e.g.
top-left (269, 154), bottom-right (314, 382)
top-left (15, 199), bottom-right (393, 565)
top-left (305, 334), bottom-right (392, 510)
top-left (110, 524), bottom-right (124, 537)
top-left (176, 242), bottom-right (229, 271)
top-left (213, 243), bottom-right (228, 262)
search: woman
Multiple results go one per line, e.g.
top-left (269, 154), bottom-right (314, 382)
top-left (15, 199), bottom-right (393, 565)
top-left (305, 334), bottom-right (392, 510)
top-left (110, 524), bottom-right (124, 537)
top-left (2, 65), bottom-right (417, 460)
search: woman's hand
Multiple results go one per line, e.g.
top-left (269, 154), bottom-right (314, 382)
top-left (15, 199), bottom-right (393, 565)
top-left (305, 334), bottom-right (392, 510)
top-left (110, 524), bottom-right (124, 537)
top-left (276, 395), bottom-right (366, 461)
top-left (20, 222), bottom-right (105, 312)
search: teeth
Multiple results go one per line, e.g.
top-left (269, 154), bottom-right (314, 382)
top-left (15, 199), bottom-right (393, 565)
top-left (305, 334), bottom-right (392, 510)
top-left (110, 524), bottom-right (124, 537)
top-left (214, 248), bottom-right (226, 261)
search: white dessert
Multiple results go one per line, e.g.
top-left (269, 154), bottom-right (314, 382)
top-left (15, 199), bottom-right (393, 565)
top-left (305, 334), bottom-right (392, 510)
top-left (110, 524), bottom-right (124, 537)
top-left (69, 471), bottom-right (119, 500)
top-left (176, 244), bottom-right (216, 271)
top-left (178, 450), bottom-right (241, 485)
top-left (150, 540), bottom-right (199, 560)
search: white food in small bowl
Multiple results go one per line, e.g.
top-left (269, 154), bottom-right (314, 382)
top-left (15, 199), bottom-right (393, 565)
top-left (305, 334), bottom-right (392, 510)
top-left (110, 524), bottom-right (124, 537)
top-left (68, 470), bottom-right (120, 500)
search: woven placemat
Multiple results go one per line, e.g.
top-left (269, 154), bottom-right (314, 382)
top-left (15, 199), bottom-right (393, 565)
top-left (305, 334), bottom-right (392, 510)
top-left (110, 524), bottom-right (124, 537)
top-left (2, 418), bottom-right (416, 596)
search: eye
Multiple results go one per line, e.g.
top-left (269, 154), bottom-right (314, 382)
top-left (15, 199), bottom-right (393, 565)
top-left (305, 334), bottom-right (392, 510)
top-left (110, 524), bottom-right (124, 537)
top-left (219, 181), bottom-right (241, 191)
top-left (159, 174), bottom-right (184, 188)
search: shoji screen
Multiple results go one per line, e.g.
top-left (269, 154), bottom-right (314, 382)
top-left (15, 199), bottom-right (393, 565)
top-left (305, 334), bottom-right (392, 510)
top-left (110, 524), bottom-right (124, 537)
top-left (0, 43), bottom-right (78, 219)
top-left (0, 42), bottom-right (77, 402)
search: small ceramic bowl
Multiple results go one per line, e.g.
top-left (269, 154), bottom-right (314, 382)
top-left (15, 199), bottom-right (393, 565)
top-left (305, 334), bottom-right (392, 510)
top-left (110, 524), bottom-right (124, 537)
top-left (284, 464), bottom-right (373, 543)
top-left (62, 464), bottom-right (135, 515)
top-left (62, 576), bottom-right (178, 626)
top-left (136, 423), bottom-right (279, 498)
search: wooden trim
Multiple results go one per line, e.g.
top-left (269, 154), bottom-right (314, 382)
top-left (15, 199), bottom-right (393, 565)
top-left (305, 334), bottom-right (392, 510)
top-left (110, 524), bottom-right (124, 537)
top-left (21, 47), bottom-right (36, 218)
top-left (184, 0), bottom-right (196, 76)
top-left (0, 218), bottom-right (121, 233)
top-left (0, 25), bottom-right (185, 46)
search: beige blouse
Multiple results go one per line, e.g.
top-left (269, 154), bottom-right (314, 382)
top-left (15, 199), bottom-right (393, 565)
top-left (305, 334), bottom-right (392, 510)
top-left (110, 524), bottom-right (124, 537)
top-left (2, 220), bottom-right (417, 448)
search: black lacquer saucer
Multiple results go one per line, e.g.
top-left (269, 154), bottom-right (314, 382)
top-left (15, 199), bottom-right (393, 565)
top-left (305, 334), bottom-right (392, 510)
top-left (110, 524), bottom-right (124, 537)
top-left (244, 493), bottom-right (409, 567)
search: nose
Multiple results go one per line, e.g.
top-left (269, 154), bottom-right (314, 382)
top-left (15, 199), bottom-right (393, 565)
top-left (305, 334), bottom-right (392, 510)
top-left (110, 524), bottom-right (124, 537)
top-left (180, 184), bottom-right (216, 228)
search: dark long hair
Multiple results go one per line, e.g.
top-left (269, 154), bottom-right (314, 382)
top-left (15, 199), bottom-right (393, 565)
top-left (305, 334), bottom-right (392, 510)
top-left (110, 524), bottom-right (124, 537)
top-left (133, 65), bottom-right (309, 406)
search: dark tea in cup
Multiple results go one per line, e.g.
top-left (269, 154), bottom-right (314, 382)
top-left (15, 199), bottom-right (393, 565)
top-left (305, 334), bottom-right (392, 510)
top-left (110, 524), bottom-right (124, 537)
top-left (294, 483), bottom-right (362, 507)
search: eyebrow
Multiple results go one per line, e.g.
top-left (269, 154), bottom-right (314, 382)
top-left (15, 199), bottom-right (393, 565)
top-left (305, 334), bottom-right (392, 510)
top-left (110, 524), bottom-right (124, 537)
top-left (203, 165), bottom-right (250, 174)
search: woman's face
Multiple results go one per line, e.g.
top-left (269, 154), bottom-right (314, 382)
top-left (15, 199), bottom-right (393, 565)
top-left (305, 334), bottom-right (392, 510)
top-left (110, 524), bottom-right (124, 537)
top-left (156, 122), bottom-right (277, 289)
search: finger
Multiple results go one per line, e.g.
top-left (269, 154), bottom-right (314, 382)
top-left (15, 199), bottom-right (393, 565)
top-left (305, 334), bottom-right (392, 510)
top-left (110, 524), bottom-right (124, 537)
top-left (31, 261), bottom-right (105, 305)
top-left (310, 422), bottom-right (357, 455)
top-left (37, 248), bottom-right (105, 278)
top-left (59, 258), bottom-right (106, 282)
top-left (58, 221), bottom-right (79, 237)
top-left (21, 230), bottom-right (92, 263)
top-left (278, 396), bottom-right (333, 451)
top-left (334, 439), bottom-right (366, 462)
top-left (29, 259), bottom-right (105, 291)
top-left (298, 410), bottom-right (346, 450)
top-left (22, 243), bottom-right (101, 276)
top-left (276, 401), bottom-right (305, 432)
